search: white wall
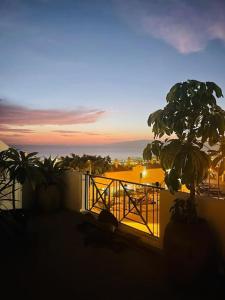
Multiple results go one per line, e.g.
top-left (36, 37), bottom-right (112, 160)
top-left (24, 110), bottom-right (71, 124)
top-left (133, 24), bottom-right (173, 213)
top-left (0, 181), bottom-right (22, 210)
top-left (0, 141), bottom-right (22, 209)
top-left (22, 171), bottom-right (85, 211)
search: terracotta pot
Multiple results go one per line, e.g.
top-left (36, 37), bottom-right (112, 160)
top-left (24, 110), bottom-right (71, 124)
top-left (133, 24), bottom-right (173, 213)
top-left (37, 184), bottom-right (61, 213)
top-left (164, 220), bottom-right (216, 285)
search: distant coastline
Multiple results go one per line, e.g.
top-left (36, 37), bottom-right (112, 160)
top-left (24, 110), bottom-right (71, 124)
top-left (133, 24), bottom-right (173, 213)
top-left (12, 140), bottom-right (150, 160)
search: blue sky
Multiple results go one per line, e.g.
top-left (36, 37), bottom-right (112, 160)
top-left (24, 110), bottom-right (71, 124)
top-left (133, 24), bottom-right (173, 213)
top-left (0, 0), bottom-right (225, 145)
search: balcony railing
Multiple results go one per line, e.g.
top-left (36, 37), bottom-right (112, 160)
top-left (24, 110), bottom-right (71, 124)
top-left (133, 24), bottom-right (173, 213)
top-left (84, 174), bottom-right (163, 238)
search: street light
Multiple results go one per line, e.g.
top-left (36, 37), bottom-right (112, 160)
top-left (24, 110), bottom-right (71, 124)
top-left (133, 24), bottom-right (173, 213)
top-left (87, 159), bottom-right (92, 174)
top-left (142, 169), bottom-right (147, 177)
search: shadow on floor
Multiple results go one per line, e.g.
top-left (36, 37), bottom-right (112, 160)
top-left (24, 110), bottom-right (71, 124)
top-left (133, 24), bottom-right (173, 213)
top-left (0, 210), bottom-right (224, 300)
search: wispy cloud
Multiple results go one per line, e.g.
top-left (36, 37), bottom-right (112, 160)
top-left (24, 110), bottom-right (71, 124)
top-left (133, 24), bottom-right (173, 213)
top-left (0, 125), bottom-right (34, 133)
top-left (115, 0), bottom-right (225, 54)
top-left (53, 129), bottom-right (103, 136)
top-left (0, 100), bottom-right (105, 126)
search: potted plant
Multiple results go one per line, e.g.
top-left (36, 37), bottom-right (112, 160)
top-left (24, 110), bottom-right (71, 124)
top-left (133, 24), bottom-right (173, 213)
top-left (144, 80), bottom-right (225, 284)
top-left (36, 157), bottom-right (65, 213)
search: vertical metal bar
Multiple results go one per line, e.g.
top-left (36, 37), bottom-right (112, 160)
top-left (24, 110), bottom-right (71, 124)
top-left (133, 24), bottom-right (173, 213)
top-left (152, 187), bottom-right (155, 236)
top-left (123, 182), bottom-right (126, 218)
top-left (95, 181), bottom-right (98, 208)
top-left (108, 184), bottom-right (111, 212)
top-left (128, 185), bottom-right (131, 212)
top-left (92, 177), bottom-right (94, 208)
top-left (145, 187), bottom-right (148, 225)
top-left (112, 181), bottom-right (118, 219)
top-left (139, 185), bottom-right (142, 217)
top-left (118, 181), bottom-right (120, 221)
top-left (113, 180), bottom-right (115, 217)
top-left (156, 189), bottom-right (159, 237)
top-left (113, 182), bottom-right (115, 217)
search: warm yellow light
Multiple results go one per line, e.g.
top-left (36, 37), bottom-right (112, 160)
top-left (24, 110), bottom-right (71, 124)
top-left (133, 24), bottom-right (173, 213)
top-left (142, 169), bottom-right (147, 177)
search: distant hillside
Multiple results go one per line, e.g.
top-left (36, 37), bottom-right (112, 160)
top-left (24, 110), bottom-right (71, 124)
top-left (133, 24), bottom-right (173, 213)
top-left (108, 139), bottom-right (150, 147)
top-left (103, 139), bottom-right (151, 151)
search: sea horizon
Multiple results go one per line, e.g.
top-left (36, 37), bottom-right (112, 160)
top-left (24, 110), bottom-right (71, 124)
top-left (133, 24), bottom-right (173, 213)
top-left (12, 140), bottom-right (149, 160)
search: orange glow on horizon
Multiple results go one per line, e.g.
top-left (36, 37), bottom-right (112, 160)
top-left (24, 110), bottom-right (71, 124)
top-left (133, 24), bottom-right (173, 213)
top-left (0, 130), bottom-right (152, 145)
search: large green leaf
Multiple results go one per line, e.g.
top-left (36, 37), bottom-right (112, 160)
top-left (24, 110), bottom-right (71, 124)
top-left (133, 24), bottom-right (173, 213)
top-left (206, 82), bottom-right (223, 98)
top-left (148, 80), bottom-right (225, 145)
top-left (143, 144), bottom-right (152, 160)
top-left (160, 140), bottom-right (182, 171)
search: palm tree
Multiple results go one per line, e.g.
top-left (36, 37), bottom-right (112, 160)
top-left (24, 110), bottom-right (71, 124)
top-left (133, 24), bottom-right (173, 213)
top-left (37, 156), bottom-right (64, 187)
top-left (2, 148), bottom-right (39, 210)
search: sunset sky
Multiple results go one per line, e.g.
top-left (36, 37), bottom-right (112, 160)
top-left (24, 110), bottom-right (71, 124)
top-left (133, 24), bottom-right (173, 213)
top-left (1, 0), bottom-right (225, 145)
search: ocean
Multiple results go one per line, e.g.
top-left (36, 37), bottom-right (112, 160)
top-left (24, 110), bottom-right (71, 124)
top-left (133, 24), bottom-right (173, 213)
top-left (13, 141), bottom-right (148, 160)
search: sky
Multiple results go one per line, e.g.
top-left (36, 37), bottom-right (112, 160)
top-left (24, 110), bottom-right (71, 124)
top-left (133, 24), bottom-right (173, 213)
top-left (1, 0), bottom-right (225, 145)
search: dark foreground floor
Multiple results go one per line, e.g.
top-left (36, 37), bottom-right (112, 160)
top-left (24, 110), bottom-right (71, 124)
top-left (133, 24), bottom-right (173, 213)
top-left (1, 211), bottom-right (224, 300)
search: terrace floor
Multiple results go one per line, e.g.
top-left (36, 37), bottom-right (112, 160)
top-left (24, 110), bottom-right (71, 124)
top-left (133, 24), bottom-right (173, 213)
top-left (1, 210), bottom-right (224, 300)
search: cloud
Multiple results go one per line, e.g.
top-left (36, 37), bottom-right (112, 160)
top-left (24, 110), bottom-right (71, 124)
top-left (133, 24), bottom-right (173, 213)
top-left (115, 0), bottom-right (225, 54)
top-left (53, 129), bottom-right (103, 136)
top-left (0, 133), bottom-right (24, 138)
top-left (0, 100), bottom-right (105, 126)
top-left (0, 125), bottom-right (34, 133)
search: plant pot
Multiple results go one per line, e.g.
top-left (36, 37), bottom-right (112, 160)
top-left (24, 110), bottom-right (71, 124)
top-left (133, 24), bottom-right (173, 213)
top-left (37, 184), bottom-right (61, 213)
top-left (163, 219), bottom-right (216, 285)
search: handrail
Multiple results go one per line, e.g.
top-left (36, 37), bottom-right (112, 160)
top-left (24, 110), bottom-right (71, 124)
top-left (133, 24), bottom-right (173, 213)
top-left (86, 174), bottom-right (164, 190)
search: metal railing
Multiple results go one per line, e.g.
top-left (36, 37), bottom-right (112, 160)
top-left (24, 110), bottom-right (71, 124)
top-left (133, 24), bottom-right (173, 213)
top-left (84, 174), bottom-right (163, 238)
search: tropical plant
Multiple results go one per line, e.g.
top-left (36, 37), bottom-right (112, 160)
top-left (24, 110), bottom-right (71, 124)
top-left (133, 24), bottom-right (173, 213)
top-left (59, 154), bottom-right (81, 170)
top-left (36, 156), bottom-right (65, 187)
top-left (35, 156), bottom-right (67, 212)
top-left (143, 140), bottom-right (163, 161)
top-left (0, 148), bottom-right (39, 210)
top-left (60, 154), bottom-right (111, 175)
top-left (145, 80), bottom-right (225, 222)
